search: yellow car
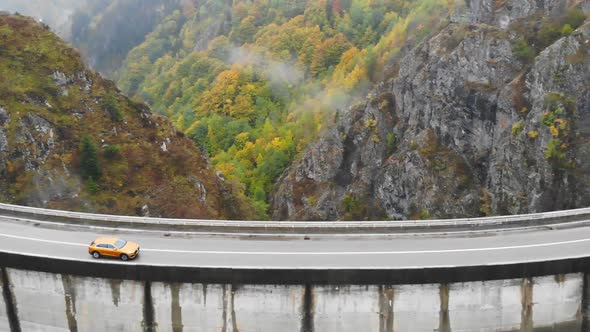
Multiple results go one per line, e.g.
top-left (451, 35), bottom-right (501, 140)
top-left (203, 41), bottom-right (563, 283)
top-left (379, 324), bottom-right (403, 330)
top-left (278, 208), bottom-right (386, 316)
top-left (89, 237), bottom-right (140, 261)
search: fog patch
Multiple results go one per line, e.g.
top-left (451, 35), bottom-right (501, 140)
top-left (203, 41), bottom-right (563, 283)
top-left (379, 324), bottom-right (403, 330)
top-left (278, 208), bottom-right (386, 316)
top-left (228, 46), bottom-right (304, 87)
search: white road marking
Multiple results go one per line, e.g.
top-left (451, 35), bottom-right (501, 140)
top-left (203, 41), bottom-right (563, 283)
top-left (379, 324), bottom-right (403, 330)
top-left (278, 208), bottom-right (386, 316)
top-left (0, 232), bottom-right (589, 255)
top-left (0, 233), bottom-right (87, 247)
top-left (143, 238), bottom-right (590, 255)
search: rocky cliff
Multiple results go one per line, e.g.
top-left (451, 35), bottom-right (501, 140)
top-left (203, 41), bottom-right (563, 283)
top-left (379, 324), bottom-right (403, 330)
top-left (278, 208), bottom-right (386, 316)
top-left (0, 14), bottom-right (251, 219)
top-left (271, 0), bottom-right (590, 220)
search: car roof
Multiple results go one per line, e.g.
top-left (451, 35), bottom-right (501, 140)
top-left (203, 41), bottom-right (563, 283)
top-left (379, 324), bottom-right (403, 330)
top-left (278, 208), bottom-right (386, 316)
top-left (94, 237), bottom-right (122, 245)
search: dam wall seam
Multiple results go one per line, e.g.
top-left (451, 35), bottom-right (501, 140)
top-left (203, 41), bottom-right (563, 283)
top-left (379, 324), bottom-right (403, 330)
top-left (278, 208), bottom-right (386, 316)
top-left (0, 268), bottom-right (587, 332)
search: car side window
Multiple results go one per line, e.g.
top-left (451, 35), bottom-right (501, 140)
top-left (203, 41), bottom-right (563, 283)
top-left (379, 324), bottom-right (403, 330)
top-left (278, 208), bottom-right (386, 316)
top-left (97, 244), bottom-right (107, 248)
top-left (107, 244), bottom-right (115, 249)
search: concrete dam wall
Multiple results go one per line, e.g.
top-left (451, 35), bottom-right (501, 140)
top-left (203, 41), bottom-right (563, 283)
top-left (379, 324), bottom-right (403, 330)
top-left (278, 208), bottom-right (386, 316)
top-left (0, 268), bottom-right (588, 332)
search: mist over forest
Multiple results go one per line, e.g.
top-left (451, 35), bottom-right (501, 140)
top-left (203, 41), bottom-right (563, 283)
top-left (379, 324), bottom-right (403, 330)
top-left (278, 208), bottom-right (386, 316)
top-left (0, 0), bottom-right (588, 220)
top-left (0, 0), bottom-right (88, 38)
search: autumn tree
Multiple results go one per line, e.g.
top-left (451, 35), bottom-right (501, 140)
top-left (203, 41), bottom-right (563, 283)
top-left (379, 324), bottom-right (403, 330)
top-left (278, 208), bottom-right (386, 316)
top-left (115, 0), bottom-right (457, 218)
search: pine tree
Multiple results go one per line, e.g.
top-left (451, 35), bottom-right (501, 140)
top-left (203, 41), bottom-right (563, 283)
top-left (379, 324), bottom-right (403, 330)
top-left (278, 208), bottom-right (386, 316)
top-left (80, 136), bottom-right (101, 180)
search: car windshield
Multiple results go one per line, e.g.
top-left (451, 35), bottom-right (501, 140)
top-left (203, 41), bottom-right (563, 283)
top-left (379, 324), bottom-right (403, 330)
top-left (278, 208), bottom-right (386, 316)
top-left (114, 240), bottom-right (127, 248)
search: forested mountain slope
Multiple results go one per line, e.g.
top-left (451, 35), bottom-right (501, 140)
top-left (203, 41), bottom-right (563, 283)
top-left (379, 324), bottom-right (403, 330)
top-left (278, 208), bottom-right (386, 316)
top-left (272, 0), bottom-right (590, 220)
top-left (0, 0), bottom-right (85, 38)
top-left (0, 0), bottom-right (176, 78)
top-left (7, 0), bottom-right (587, 221)
top-left (115, 0), bottom-right (458, 218)
top-left (0, 14), bottom-right (252, 219)
top-left (69, 0), bottom-right (181, 77)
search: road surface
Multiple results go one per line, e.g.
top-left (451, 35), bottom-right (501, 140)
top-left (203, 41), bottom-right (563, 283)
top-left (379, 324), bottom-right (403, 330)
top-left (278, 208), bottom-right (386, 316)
top-left (0, 216), bottom-right (588, 270)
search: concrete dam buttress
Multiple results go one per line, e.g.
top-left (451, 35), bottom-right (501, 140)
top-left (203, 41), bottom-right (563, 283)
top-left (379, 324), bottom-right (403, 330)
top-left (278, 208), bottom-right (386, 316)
top-left (0, 269), bottom-right (588, 331)
top-left (0, 203), bottom-right (589, 331)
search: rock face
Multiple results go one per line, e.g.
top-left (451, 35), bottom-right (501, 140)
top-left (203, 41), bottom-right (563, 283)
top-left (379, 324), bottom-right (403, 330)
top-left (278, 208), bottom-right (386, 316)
top-left (271, 0), bottom-right (590, 220)
top-left (0, 14), bottom-right (251, 219)
top-left (462, 0), bottom-right (570, 27)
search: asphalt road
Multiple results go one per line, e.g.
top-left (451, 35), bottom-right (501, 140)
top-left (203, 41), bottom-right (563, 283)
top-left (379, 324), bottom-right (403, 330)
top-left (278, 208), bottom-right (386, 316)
top-left (0, 217), bottom-right (589, 270)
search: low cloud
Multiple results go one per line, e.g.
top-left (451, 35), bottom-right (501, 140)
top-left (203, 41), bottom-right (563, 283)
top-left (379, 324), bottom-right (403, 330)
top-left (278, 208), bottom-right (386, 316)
top-left (228, 46), bottom-right (304, 87)
top-left (226, 46), bottom-right (365, 119)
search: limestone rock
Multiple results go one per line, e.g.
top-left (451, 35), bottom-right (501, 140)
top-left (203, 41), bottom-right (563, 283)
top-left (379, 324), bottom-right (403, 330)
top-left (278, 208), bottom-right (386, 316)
top-left (271, 2), bottom-right (590, 220)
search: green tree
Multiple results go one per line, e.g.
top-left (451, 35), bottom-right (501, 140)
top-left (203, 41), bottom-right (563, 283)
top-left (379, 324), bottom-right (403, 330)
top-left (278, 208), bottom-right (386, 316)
top-left (87, 178), bottom-right (99, 194)
top-left (101, 94), bottom-right (123, 122)
top-left (103, 145), bottom-right (121, 160)
top-left (232, 16), bottom-right (257, 44)
top-left (364, 46), bottom-right (378, 80)
top-left (80, 136), bottom-right (101, 180)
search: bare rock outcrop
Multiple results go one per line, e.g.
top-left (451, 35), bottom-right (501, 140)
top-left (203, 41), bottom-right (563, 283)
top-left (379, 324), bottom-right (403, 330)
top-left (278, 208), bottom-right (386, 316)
top-left (271, 1), bottom-right (590, 220)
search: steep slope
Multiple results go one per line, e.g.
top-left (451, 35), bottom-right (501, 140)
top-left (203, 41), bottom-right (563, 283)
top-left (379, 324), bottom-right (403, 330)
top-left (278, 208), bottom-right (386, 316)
top-left (69, 0), bottom-right (181, 77)
top-left (114, 0), bottom-right (455, 218)
top-left (1, 0), bottom-right (181, 78)
top-left (271, 0), bottom-right (590, 220)
top-left (0, 0), bottom-right (86, 39)
top-left (0, 14), bottom-right (251, 219)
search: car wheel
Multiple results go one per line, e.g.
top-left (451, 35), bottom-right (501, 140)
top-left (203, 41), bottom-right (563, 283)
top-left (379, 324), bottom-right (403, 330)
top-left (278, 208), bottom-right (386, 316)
top-left (92, 252), bottom-right (100, 259)
top-left (120, 254), bottom-right (129, 261)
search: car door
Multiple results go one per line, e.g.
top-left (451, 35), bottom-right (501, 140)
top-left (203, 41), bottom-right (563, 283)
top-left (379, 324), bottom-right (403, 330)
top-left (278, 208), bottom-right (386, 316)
top-left (105, 244), bottom-right (117, 257)
top-left (97, 243), bottom-right (115, 257)
top-left (96, 243), bottom-right (109, 256)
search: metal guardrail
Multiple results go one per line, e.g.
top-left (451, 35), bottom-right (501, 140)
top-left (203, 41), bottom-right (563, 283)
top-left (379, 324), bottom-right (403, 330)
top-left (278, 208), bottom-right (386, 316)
top-left (0, 202), bottom-right (589, 283)
top-left (0, 202), bottom-right (589, 234)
